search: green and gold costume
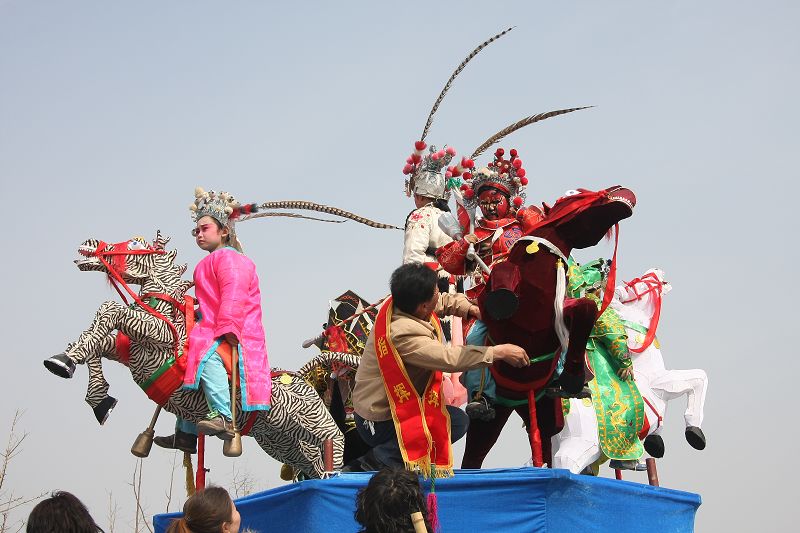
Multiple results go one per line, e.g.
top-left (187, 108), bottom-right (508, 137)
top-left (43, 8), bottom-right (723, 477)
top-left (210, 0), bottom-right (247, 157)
top-left (567, 259), bottom-right (644, 461)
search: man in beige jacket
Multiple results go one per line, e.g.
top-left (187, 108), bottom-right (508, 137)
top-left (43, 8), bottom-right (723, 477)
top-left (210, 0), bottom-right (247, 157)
top-left (348, 263), bottom-right (530, 471)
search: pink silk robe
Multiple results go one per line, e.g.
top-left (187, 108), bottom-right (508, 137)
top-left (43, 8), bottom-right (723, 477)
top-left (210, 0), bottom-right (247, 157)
top-left (183, 247), bottom-right (271, 411)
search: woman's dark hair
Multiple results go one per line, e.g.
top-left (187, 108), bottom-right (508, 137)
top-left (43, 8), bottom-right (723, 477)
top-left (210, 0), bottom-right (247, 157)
top-left (404, 198), bottom-right (451, 230)
top-left (165, 486), bottom-right (233, 533)
top-left (27, 491), bottom-right (104, 533)
top-left (433, 198), bottom-right (450, 212)
top-left (390, 263), bottom-right (438, 314)
top-left (355, 467), bottom-right (431, 533)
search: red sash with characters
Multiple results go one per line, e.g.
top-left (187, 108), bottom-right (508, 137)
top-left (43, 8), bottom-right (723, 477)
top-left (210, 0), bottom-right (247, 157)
top-left (374, 297), bottom-right (453, 478)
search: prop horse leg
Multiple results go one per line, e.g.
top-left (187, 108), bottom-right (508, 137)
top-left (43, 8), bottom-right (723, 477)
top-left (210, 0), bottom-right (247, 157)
top-left (461, 404), bottom-right (516, 469)
top-left (69, 333), bottom-right (120, 424)
top-left (51, 302), bottom-right (170, 366)
top-left (558, 298), bottom-right (599, 393)
top-left (86, 357), bottom-right (117, 424)
top-left (291, 377), bottom-right (345, 471)
top-left (521, 398), bottom-right (558, 467)
top-left (650, 368), bottom-right (708, 450)
top-left (551, 398), bottom-right (602, 474)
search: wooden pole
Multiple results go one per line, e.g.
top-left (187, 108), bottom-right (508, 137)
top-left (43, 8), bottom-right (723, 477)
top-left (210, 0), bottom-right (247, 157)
top-left (196, 433), bottom-right (206, 490)
top-left (323, 439), bottom-right (334, 472)
top-left (410, 511), bottom-right (428, 533)
top-left (646, 458), bottom-right (659, 486)
top-left (223, 343), bottom-right (243, 457)
top-left (527, 390), bottom-right (543, 467)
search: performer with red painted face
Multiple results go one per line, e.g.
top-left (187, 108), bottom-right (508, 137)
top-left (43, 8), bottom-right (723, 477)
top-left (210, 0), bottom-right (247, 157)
top-left (436, 148), bottom-right (544, 420)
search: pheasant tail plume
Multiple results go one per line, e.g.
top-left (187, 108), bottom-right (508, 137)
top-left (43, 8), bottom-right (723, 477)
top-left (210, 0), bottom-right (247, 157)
top-left (252, 201), bottom-right (402, 230)
top-left (471, 106), bottom-right (593, 160)
top-left (420, 27), bottom-right (514, 142)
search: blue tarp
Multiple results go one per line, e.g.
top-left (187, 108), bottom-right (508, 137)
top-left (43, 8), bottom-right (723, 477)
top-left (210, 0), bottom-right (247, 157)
top-left (153, 467), bottom-right (701, 532)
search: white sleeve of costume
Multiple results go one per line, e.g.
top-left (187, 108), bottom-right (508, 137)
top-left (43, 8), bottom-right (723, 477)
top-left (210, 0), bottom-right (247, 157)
top-left (402, 209), bottom-right (432, 264)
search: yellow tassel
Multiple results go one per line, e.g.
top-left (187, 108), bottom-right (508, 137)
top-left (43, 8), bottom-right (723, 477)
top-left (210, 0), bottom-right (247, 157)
top-left (184, 452), bottom-right (196, 497)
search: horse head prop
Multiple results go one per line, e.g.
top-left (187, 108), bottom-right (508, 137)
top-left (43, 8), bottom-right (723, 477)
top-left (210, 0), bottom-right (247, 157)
top-left (480, 185), bottom-right (636, 389)
top-left (461, 185), bottom-right (636, 468)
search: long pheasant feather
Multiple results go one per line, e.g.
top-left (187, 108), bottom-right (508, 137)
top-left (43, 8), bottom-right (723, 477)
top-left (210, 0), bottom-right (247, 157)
top-left (420, 27), bottom-right (514, 142)
top-left (470, 106), bottom-right (593, 160)
top-left (249, 201), bottom-right (402, 230)
top-left (240, 212), bottom-right (345, 224)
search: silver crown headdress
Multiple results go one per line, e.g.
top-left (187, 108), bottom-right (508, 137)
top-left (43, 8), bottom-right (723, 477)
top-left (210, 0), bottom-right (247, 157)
top-left (401, 27), bottom-right (514, 201)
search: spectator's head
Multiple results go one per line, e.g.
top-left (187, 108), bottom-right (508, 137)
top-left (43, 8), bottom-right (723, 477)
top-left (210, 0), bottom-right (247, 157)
top-left (26, 491), bottom-right (103, 533)
top-left (355, 467), bottom-right (431, 533)
top-left (166, 486), bottom-right (240, 533)
top-left (390, 264), bottom-right (439, 318)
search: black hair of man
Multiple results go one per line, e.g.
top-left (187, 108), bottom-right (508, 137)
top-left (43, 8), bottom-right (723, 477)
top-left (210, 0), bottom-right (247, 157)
top-left (354, 467), bottom-right (432, 533)
top-left (390, 263), bottom-right (438, 315)
top-left (27, 491), bottom-right (104, 533)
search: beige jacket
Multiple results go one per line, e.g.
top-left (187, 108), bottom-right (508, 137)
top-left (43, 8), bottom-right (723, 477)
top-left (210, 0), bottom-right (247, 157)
top-left (353, 293), bottom-right (494, 422)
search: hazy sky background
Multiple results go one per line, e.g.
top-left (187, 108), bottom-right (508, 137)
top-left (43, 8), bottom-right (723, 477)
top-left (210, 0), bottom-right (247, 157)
top-left (1, 1), bottom-right (797, 531)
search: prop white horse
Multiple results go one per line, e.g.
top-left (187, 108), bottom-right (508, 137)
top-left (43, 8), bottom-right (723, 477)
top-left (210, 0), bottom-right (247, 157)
top-left (552, 268), bottom-right (708, 474)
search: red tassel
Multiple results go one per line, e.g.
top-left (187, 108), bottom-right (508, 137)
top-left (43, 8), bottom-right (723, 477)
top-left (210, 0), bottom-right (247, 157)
top-left (426, 492), bottom-right (440, 533)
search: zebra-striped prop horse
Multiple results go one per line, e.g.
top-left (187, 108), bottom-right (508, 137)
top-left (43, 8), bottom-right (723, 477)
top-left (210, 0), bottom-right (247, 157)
top-left (44, 231), bottom-right (344, 479)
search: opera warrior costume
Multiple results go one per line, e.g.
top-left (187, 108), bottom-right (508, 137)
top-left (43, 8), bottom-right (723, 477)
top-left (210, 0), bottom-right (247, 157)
top-left (402, 143), bottom-right (457, 270)
top-left (435, 148), bottom-right (544, 418)
top-left (567, 259), bottom-right (645, 464)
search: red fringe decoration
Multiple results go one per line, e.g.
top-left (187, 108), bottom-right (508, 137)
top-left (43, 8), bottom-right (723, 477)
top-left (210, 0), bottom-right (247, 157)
top-left (426, 492), bottom-right (440, 533)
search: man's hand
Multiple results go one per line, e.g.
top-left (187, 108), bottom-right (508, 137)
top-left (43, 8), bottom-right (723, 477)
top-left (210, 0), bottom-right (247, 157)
top-left (224, 333), bottom-right (239, 347)
top-left (617, 366), bottom-right (634, 381)
top-left (468, 305), bottom-right (482, 320)
top-left (464, 233), bottom-right (479, 244)
top-left (492, 344), bottom-right (530, 368)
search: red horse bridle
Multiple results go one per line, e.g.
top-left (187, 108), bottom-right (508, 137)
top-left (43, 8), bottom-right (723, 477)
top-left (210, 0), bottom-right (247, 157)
top-left (90, 241), bottom-right (183, 360)
top-left (619, 271), bottom-right (664, 353)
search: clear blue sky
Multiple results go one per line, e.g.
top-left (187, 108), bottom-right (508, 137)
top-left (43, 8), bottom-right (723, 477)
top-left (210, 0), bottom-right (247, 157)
top-left (1, 1), bottom-right (797, 530)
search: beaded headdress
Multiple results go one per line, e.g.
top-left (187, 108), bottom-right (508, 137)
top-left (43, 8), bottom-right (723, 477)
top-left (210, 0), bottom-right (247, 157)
top-left (401, 28), bottom-right (514, 202)
top-left (460, 147), bottom-right (528, 208)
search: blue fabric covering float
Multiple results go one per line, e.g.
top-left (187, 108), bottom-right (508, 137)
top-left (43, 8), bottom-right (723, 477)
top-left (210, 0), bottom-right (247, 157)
top-left (153, 467), bottom-right (701, 532)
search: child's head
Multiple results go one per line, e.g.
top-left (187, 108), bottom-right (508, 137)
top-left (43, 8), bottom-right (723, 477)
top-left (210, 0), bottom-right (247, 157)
top-left (192, 215), bottom-right (230, 252)
top-left (166, 486), bottom-right (240, 533)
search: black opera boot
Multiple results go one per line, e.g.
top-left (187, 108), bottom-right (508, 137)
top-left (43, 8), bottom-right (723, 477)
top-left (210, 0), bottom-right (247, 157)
top-left (153, 430), bottom-right (198, 454)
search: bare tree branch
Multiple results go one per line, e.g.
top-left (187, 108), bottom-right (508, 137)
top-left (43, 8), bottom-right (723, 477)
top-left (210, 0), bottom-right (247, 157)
top-left (106, 491), bottom-right (118, 533)
top-left (0, 410), bottom-right (45, 533)
top-left (165, 451), bottom-right (177, 514)
top-left (130, 460), bottom-right (153, 533)
top-left (230, 464), bottom-right (254, 499)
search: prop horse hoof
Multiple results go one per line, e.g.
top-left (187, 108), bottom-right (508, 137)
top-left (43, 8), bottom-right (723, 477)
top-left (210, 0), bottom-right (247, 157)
top-left (556, 371), bottom-right (584, 395)
top-left (685, 426), bottom-right (706, 450)
top-left (609, 459), bottom-right (644, 471)
top-left (644, 434), bottom-right (665, 458)
top-left (93, 396), bottom-right (118, 425)
top-left (44, 354), bottom-right (76, 379)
